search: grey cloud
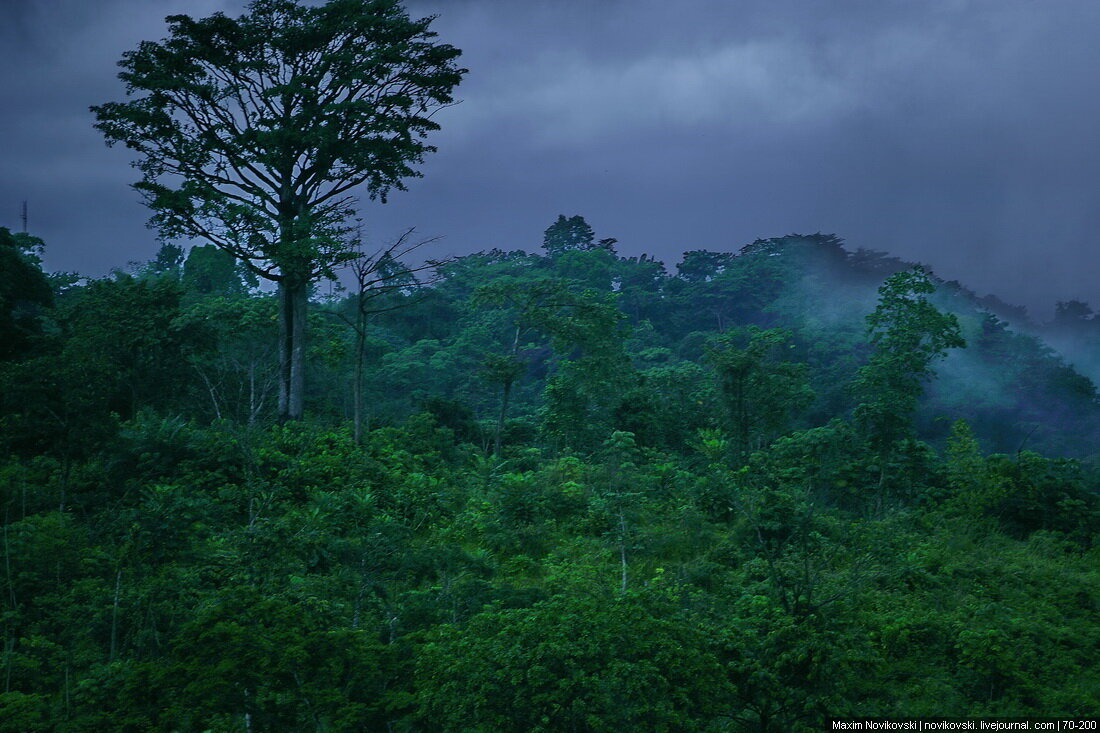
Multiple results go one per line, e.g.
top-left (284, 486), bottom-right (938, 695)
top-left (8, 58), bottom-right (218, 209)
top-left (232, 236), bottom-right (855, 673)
top-left (3, 0), bottom-right (1099, 317)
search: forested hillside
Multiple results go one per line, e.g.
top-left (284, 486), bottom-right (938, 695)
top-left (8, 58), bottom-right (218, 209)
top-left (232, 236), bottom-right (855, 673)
top-left (1, 221), bottom-right (1098, 730)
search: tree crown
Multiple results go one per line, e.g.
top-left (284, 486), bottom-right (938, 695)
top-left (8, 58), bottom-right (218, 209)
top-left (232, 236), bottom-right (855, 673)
top-left (93, 0), bottom-right (465, 283)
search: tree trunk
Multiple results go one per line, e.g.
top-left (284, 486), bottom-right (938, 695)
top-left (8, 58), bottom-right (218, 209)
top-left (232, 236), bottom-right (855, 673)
top-left (493, 379), bottom-right (513, 456)
top-left (618, 510), bottom-right (629, 594)
top-left (353, 313), bottom-right (366, 445)
top-left (109, 567), bottom-right (122, 662)
top-left (278, 279), bottom-right (308, 422)
top-left (493, 324), bottom-right (523, 456)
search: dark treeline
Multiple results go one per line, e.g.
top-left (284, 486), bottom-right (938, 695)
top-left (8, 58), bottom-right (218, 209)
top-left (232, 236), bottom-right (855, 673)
top-left (1, 221), bottom-right (1098, 730)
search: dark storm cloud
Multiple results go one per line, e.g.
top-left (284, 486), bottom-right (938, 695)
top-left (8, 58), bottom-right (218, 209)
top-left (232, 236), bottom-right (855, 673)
top-left (3, 0), bottom-right (1098, 316)
top-left (0, 0), bottom-right (241, 275)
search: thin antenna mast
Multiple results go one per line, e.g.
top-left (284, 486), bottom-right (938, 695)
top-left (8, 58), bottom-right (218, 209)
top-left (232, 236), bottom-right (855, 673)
top-left (20, 201), bottom-right (27, 233)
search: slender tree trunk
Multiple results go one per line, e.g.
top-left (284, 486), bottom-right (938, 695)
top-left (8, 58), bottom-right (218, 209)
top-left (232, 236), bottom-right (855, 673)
top-left (493, 324), bottom-right (523, 455)
top-left (3, 635), bottom-right (13, 694)
top-left (278, 279), bottom-right (308, 422)
top-left (290, 282), bottom-right (307, 420)
top-left (493, 379), bottom-right (513, 456)
top-left (109, 567), bottom-right (122, 662)
top-left (618, 510), bottom-right (629, 594)
top-left (58, 454), bottom-right (69, 513)
top-left (197, 367), bottom-right (223, 420)
top-left (874, 458), bottom-right (887, 518)
top-left (353, 314), bottom-right (366, 445)
top-left (278, 282), bottom-right (291, 420)
top-left (3, 507), bottom-right (16, 612)
top-left (248, 362), bottom-right (257, 425)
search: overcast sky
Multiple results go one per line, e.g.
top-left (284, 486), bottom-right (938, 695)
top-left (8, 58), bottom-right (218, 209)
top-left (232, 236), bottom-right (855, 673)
top-left (3, 0), bottom-right (1099, 318)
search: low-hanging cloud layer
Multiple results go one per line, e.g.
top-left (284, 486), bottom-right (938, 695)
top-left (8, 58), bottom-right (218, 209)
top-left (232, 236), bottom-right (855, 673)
top-left (3, 0), bottom-right (1099, 317)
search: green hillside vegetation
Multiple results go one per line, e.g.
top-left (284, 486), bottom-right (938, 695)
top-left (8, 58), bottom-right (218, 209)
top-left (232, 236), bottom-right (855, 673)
top-left (1, 222), bottom-right (1098, 730)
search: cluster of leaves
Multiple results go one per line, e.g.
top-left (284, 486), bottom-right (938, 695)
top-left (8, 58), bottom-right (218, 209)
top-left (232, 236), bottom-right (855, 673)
top-left (1, 223), bottom-right (1099, 729)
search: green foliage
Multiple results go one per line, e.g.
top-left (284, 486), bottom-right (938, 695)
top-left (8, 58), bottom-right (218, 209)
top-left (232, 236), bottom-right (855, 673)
top-left (4, 226), bottom-right (1100, 729)
top-left (710, 593), bottom-right (872, 730)
top-left (676, 249), bottom-right (734, 282)
top-left (705, 326), bottom-right (814, 463)
top-left (536, 289), bottom-right (637, 449)
top-left (0, 228), bottom-right (52, 361)
top-left (0, 273), bottom-right (204, 457)
top-left (542, 214), bottom-right (598, 257)
top-left (854, 267), bottom-right (965, 451)
top-left (179, 293), bottom-right (279, 423)
top-left (92, 0), bottom-right (466, 281)
top-left (416, 593), bottom-right (728, 731)
top-left (92, 0), bottom-right (465, 421)
top-left (182, 244), bottom-right (257, 297)
top-left (163, 590), bottom-right (393, 730)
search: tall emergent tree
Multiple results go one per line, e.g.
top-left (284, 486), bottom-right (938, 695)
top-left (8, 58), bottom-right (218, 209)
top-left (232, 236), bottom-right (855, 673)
top-left (92, 0), bottom-right (465, 420)
top-left (705, 326), bottom-right (813, 464)
top-left (853, 266), bottom-right (964, 500)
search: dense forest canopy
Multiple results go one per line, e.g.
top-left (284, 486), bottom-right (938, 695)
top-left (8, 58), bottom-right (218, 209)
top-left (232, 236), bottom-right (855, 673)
top-left (2, 219), bottom-right (1098, 730)
top-left (3, 0), bottom-right (1099, 730)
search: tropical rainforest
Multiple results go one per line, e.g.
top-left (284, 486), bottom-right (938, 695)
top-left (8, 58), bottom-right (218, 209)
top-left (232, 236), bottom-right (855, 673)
top-left (4, 0), bottom-right (1100, 728)
top-left (1, 220), bottom-right (1098, 731)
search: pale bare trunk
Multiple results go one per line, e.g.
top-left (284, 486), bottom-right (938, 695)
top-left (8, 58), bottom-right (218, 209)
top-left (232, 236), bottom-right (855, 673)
top-left (493, 325), bottom-right (522, 455)
top-left (278, 280), bottom-right (308, 422)
top-left (248, 362), bottom-right (257, 425)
